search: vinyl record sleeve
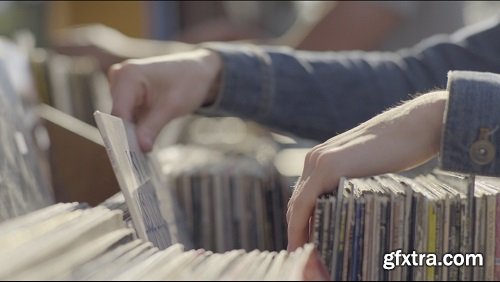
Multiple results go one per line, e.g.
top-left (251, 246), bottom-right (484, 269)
top-left (94, 111), bottom-right (171, 250)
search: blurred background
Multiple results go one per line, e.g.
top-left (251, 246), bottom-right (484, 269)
top-left (5, 1), bottom-right (500, 48)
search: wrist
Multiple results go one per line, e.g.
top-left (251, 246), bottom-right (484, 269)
top-left (400, 91), bottom-right (448, 165)
top-left (199, 49), bottom-right (223, 106)
top-left (420, 91), bottom-right (448, 153)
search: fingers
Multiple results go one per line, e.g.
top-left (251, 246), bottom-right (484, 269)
top-left (287, 151), bottom-right (320, 251)
top-left (287, 174), bottom-right (330, 251)
top-left (107, 63), bottom-right (120, 83)
top-left (135, 101), bottom-right (176, 152)
top-left (108, 62), bottom-right (172, 152)
top-left (109, 63), bottom-right (145, 122)
top-left (287, 149), bottom-right (342, 251)
top-left (287, 178), bottom-right (314, 251)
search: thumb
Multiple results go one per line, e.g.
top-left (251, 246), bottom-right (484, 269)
top-left (109, 65), bottom-right (145, 122)
top-left (135, 104), bottom-right (175, 152)
top-left (107, 63), bottom-right (121, 84)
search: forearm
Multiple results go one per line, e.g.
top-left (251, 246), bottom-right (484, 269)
top-left (319, 90), bottom-right (447, 180)
top-left (286, 90), bottom-right (447, 249)
top-left (201, 17), bottom-right (500, 142)
top-left (358, 91), bottom-right (446, 173)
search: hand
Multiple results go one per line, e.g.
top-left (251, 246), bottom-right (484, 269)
top-left (109, 49), bottom-right (222, 152)
top-left (286, 91), bottom-right (448, 250)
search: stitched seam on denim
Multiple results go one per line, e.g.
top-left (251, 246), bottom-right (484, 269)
top-left (250, 45), bottom-right (274, 119)
top-left (195, 44), bottom-right (229, 114)
top-left (441, 81), bottom-right (458, 169)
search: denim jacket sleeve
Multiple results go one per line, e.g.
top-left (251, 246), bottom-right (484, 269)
top-left (199, 16), bottom-right (500, 142)
top-left (440, 71), bottom-right (500, 176)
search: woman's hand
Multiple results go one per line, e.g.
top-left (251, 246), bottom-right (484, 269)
top-left (286, 91), bottom-right (448, 250)
top-left (109, 49), bottom-right (222, 152)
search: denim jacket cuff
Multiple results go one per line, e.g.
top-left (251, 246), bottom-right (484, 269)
top-left (440, 70), bottom-right (500, 176)
top-left (195, 42), bottom-right (273, 119)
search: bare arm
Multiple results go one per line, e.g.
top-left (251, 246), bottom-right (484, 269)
top-left (287, 90), bottom-right (448, 250)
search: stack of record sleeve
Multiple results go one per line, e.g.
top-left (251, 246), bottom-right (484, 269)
top-left (312, 171), bottom-right (500, 281)
top-left (0, 45), bottom-right (54, 222)
top-left (155, 144), bottom-right (290, 253)
top-left (0, 203), bottom-right (329, 281)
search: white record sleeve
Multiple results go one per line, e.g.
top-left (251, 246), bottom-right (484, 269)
top-left (94, 111), bottom-right (171, 249)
